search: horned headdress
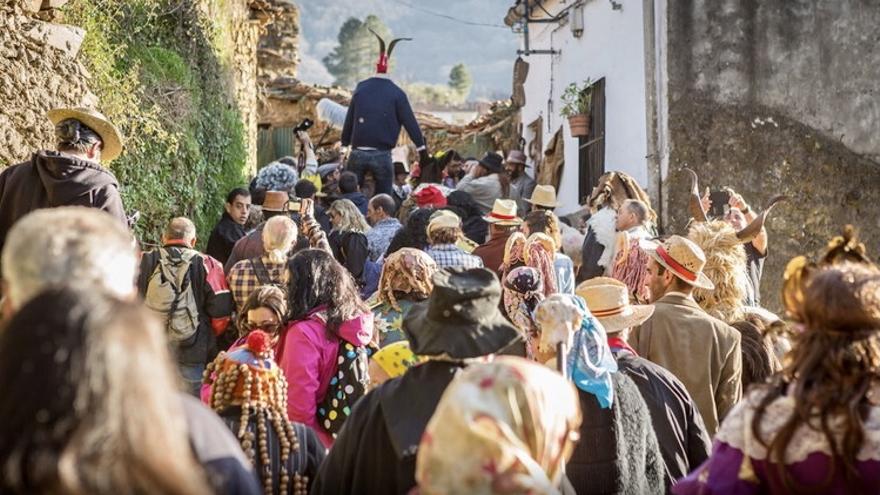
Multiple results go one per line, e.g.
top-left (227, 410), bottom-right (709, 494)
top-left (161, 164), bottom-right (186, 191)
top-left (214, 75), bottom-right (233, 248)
top-left (369, 28), bottom-right (412, 74)
top-left (685, 169), bottom-right (786, 321)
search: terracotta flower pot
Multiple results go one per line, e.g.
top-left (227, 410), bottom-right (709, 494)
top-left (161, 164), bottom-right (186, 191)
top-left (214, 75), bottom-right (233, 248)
top-left (568, 114), bottom-right (590, 137)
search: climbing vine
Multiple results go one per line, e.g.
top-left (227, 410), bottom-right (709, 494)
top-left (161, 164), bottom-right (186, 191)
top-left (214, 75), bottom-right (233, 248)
top-left (65, 0), bottom-right (248, 247)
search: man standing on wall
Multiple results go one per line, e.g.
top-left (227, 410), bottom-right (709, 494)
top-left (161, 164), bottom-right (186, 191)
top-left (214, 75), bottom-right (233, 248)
top-left (342, 29), bottom-right (428, 197)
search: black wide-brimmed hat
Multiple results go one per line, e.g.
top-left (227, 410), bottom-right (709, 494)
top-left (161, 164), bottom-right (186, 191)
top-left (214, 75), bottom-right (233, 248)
top-left (478, 152), bottom-right (505, 174)
top-left (403, 268), bottom-right (522, 359)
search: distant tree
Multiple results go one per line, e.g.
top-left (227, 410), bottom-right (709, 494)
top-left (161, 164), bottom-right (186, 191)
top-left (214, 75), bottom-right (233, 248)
top-left (323, 15), bottom-right (393, 88)
top-left (448, 63), bottom-right (473, 101)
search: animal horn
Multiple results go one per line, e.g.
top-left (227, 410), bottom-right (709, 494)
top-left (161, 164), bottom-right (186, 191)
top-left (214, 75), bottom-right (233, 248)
top-left (685, 168), bottom-right (708, 222)
top-left (387, 37), bottom-right (413, 58)
top-left (368, 28), bottom-right (386, 57)
top-left (736, 195), bottom-right (786, 243)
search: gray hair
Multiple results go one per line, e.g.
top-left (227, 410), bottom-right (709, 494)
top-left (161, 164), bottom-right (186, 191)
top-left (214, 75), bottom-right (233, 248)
top-left (623, 199), bottom-right (649, 225)
top-left (1, 207), bottom-right (136, 309)
top-left (164, 217), bottom-right (196, 242)
top-left (261, 215), bottom-right (298, 264)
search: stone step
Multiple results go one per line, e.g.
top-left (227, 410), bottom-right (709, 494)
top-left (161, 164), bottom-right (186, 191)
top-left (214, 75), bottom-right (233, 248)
top-left (26, 21), bottom-right (85, 58)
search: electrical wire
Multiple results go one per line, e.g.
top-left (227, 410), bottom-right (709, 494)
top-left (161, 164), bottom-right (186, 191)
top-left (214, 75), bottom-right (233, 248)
top-left (389, 0), bottom-right (509, 29)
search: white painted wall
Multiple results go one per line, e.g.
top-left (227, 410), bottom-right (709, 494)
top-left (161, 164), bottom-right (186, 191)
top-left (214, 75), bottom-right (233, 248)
top-left (518, 0), bottom-right (650, 215)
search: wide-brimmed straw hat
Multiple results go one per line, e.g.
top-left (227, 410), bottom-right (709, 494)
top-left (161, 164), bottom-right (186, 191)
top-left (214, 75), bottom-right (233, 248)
top-left (47, 107), bottom-right (124, 162)
top-left (483, 199), bottom-right (522, 226)
top-left (645, 235), bottom-right (715, 290)
top-left (403, 268), bottom-right (522, 359)
top-left (525, 184), bottom-right (560, 208)
top-left (262, 191), bottom-right (290, 212)
top-left (576, 277), bottom-right (654, 333)
top-left (427, 209), bottom-right (460, 234)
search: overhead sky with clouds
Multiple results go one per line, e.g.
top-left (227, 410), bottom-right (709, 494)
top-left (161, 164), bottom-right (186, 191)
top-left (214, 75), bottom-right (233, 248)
top-left (296, 0), bottom-right (519, 99)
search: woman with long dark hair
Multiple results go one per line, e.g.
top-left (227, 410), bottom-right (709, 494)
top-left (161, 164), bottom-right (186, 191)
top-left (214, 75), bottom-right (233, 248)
top-left (276, 249), bottom-right (374, 447)
top-left (676, 262), bottom-right (880, 494)
top-left (0, 288), bottom-right (210, 495)
top-left (386, 207), bottom-right (435, 255)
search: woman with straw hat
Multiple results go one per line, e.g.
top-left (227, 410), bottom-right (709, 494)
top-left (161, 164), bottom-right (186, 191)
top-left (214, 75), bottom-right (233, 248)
top-left (0, 107), bottom-right (127, 261)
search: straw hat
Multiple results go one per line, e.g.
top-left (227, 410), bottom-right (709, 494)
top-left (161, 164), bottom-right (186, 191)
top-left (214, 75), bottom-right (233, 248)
top-left (525, 184), bottom-right (560, 208)
top-left (483, 199), bottom-right (522, 225)
top-left (576, 277), bottom-right (654, 333)
top-left (262, 191), bottom-right (290, 212)
top-left (427, 209), bottom-right (461, 233)
top-left (47, 107), bottom-right (124, 162)
top-left (645, 235), bottom-right (715, 290)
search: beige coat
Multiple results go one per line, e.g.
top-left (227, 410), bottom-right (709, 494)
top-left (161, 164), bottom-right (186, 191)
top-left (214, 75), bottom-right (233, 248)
top-left (632, 293), bottom-right (742, 436)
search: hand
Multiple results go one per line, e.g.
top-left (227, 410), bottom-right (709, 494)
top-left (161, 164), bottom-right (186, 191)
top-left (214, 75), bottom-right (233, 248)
top-left (296, 131), bottom-right (313, 150)
top-left (700, 187), bottom-right (712, 213)
top-left (726, 188), bottom-right (748, 211)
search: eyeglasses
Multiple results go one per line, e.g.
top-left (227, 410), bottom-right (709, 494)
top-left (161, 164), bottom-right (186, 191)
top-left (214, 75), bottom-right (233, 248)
top-left (243, 320), bottom-right (282, 334)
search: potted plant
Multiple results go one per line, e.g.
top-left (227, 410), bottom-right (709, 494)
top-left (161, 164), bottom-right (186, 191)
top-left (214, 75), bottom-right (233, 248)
top-left (560, 78), bottom-right (594, 137)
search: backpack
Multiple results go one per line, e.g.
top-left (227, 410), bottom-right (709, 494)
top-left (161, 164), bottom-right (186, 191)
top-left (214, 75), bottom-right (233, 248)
top-left (316, 337), bottom-right (375, 438)
top-left (144, 248), bottom-right (201, 346)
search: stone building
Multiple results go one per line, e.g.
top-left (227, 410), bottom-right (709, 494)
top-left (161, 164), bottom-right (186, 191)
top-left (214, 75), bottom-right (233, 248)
top-left (506, 0), bottom-right (880, 310)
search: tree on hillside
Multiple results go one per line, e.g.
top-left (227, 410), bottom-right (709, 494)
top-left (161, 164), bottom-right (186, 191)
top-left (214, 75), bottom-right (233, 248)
top-left (448, 63), bottom-right (473, 101)
top-left (323, 15), bottom-right (392, 89)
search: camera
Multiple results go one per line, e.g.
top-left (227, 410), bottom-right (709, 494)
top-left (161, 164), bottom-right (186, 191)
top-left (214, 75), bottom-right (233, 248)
top-left (293, 119), bottom-right (314, 134)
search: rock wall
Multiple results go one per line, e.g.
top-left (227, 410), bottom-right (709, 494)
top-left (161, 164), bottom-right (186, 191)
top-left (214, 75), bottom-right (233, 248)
top-left (253, 0), bottom-right (299, 82)
top-left (664, 0), bottom-right (880, 313)
top-left (0, 0), bottom-right (94, 165)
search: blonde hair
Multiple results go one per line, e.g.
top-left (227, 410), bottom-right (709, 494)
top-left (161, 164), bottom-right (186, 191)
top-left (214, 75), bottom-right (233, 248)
top-left (329, 199), bottom-right (370, 234)
top-left (1, 207), bottom-right (137, 309)
top-left (261, 215), bottom-right (298, 264)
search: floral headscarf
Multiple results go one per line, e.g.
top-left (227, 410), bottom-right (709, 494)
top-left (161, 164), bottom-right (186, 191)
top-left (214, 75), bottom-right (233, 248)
top-left (416, 356), bottom-right (582, 495)
top-left (502, 232), bottom-right (558, 296)
top-left (503, 267), bottom-right (545, 357)
top-left (377, 248), bottom-right (438, 311)
top-left (534, 294), bottom-right (618, 409)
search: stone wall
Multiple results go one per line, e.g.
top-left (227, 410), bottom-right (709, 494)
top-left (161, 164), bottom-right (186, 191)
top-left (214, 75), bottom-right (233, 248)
top-left (0, 0), bottom-right (94, 165)
top-left (664, 0), bottom-right (880, 313)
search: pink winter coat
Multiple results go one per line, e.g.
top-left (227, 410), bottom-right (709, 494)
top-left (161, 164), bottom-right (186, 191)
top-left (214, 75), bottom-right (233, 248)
top-left (275, 307), bottom-right (373, 447)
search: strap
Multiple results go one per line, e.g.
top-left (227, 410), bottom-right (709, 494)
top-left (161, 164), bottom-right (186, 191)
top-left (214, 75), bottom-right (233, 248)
top-left (249, 256), bottom-right (277, 286)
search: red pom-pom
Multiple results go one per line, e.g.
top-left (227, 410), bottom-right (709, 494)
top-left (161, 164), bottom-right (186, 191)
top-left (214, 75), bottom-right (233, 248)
top-left (246, 330), bottom-right (271, 354)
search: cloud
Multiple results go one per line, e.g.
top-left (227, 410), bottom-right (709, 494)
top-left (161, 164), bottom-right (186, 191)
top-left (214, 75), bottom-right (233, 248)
top-left (297, 37), bottom-right (334, 85)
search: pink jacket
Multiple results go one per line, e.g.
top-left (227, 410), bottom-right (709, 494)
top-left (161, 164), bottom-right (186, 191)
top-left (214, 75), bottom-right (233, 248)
top-left (275, 307), bottom-right (373, 447)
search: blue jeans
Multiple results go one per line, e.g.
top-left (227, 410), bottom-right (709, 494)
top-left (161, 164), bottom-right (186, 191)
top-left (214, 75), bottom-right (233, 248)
top-left (178, 363), bottom-right (206, 398)
top-left (347, 149), bottom-right (393, 196)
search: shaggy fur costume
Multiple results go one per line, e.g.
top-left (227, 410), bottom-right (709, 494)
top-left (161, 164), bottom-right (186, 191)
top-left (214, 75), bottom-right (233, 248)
top-left (586, 207), bottom-right (619, 273)
top-left (687, 220), bottom-right (750, 322)
top-left (567, 373), bottom-right (665, 494)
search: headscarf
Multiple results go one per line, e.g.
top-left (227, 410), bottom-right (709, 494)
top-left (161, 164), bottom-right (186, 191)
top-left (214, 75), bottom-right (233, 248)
top-left (567, 295), bottom-right (618, 408)
top-left (377, 248), bottom-right (438, 311)
top-left (502, 232), bottom-right (558, 296)
top-left (416, 356), bottom-right (582, 495)
top-left (503, 267), bottom-right (545, 357)
top-left (534, 294), bottom-right (618, 409)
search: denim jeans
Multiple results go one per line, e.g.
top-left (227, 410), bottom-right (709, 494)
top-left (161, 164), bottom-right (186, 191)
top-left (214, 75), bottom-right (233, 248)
top-left (347, 149), bottom-right (393, 196)
top-left (178, 363), bottom-right (206, 398)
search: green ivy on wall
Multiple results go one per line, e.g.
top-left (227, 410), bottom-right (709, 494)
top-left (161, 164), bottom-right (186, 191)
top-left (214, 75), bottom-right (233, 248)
top-left (65, 0), bottom-right (249, 248)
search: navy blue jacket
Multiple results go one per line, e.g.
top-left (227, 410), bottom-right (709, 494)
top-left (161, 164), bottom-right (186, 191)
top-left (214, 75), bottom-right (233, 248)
top-left (342, 77), bottom-right (425, 150)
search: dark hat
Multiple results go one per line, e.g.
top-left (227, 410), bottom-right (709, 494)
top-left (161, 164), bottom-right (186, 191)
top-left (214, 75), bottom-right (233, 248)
top-left (478, 152), bottom-right (505, 174)
top-left (393, 161), bottom-right (408, 176)
top-left (505, 150), bottom-right (528, 166)
top-left (403, 268), bottom-right (522, 359)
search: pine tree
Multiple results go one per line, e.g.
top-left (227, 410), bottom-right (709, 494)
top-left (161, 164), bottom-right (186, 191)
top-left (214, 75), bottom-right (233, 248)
top-left (323, 16), bottom-right (393, 89)
top-left (448, 63), bottom-right (473, 102)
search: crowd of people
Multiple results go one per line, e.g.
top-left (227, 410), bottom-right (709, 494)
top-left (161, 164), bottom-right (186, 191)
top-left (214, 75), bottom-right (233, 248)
top-left (0, 49), bottom-right (879, 495)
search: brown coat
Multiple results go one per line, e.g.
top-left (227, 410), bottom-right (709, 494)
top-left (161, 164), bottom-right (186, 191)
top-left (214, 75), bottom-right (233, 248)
top-left (473, 229), bottom-right (512, 276)
top-left (631, 293), bottom-right (742, 436)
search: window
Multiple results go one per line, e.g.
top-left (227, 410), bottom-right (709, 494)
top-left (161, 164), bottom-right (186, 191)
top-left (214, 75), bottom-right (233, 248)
top-left (578, 78), bottom-right (605, 203)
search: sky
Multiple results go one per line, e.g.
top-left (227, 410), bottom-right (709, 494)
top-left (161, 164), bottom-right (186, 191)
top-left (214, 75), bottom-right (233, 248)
top-left (296, 0), bottom-right (518, 99)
